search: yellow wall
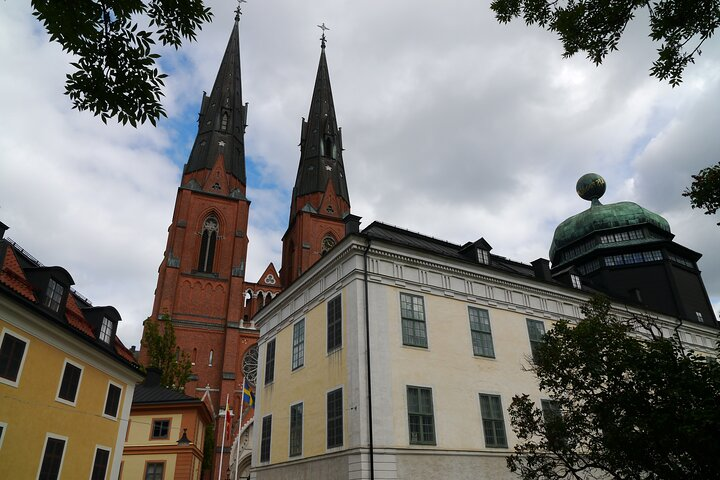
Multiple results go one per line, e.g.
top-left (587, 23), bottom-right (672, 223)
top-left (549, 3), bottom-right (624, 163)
top-left (126, 413), bottom-right (184, 445)
top-left (0, 319), bottom-right (128, 479)
top-left (260, 290), bottom-right (347, 463)
top-left (122, 453), bottom-right (177, 480)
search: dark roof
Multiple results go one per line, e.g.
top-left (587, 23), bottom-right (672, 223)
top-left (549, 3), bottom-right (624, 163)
top-left (184, 16), bottom-right (247, 183)
top-left (133, 369), bottom-right (200, 404)
top-left (0, 235), bottom-right (140, 370)
top-left (290, 44), bottom-right (350, 220)
top-left (362, 222), bottom-right (536, 278)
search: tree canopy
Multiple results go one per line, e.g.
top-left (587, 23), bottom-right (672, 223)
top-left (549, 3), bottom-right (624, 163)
top-left (684, 161), bottom-right (720, 225)
top-left (490, 0), bottom-right (719, 86)
top-left (508, 296), bottom-right (720, 480)
top-left (31, 0), bottom-right (212, 127)
top-left (141, 315), bottom-right (192, 391)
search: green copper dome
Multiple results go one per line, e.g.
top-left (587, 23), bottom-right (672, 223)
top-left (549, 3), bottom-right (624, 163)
top-left (550, 175), bottom-right (671, 262)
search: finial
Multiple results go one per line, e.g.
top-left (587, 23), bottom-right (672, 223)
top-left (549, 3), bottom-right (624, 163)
top-left (317, 23), bottom-right (329, 48)
top-left (576, 173), bottom-right (606, 206)
top-left (235, 0), bottom-right (246, 21)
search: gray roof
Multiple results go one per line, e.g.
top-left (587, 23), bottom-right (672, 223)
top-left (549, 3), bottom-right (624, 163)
top-left (184, 17), bottom-right (247, 183)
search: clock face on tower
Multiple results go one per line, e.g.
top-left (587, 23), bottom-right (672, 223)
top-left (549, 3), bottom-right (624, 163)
top-left (242, 345), bottom-right (258, 386)
top-left (321, 236), bottom-right (336, 254)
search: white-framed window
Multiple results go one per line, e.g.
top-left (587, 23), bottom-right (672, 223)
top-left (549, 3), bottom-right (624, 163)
top-left (570, 274), bottom-right (582, 289)
top-left (479, 394), bottom-right (508, 448)
top-left (89, 445), bottom-right (112, 480)
top-left (400, 293), bottom-right (428, 348)
top-left (0, 328), bottom-right (30, 387)
top-left (37, 432), bottom-right (68, 480)
top-left (327, 295), bottom-right (342, 353)
top-left (696, 312), bottom-right (704, 323)
top-left (476, 248), bottom-right (490, 265)
top-left (56, 359), bottom-right (83, 406)
top-left (407, 385), bottom-right (435, 445)
top-left (291, 320), bottom-right (305, 370)
top-left (468, 307), bottom-right (494, 358)
top-left (289, 402), bottom-right (303, 457)
top-left (99, 317), bottom-right (113, 344)
top-left (45, 278), bottom-right (65, 312)
top-left (102, 381), bottom-right (123, 420)
top-left (326, 387), bottom-right (343, 449)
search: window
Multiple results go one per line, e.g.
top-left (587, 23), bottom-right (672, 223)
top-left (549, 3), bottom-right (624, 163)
top-left (327, 388), bottom-right (343, 448)
top-left (90, 447), bottom-right (111, 480)
top-left (197, 216), bottom-right (218, 273)
top-left (696, 312), bottom-right (704, 323)
top-left (99, 317), bottom-right (113, 344)
top-left (476, 248), bottom-right (490, 265)
top-left (208, 349), bottom-right (214, 367)
top-left (151, 419), bottom-right (170, 439)
top-left (468, 307), bottom-right (494, 358)
top-left (144, 462), bottom-right (164, 480)
top-left (38, 435), bottom-right (66, 480)
top-left (570, 274), bottom-right (582, 289)
top-left (57, 360), bottom-right (82, 405)
top-left (260, 415), bottom-right (272, 463)
top-left (479, 394), bottom-right (507, 448)
top-left (45, 278), bottom-right (64, 312)
top-left (541, 399), bottom-right (561, 422)
top-left (321, 236), bottom-right (336, 255)
top-left (407, 386), bottom-right (435, 445)
top-left (0, 329), bottom-right (29, 386)
top-left (264, 339), bottom-right (275, 385)
top-left (400, 293), bottom-right (428, 348)
top-left (291, 320), bottom-right (305, 370)
top-left (221, 112), bottom-right (228, 131)
top-left (526, 319), bottom-right (545, 362)
top-left (0, 422), bottom-right (7, 450)
top-left (289, 403), bottom-right (303, 457)
top-left (327, 295), bottom-right (342, 352)
top-left (103, 382), bottom-right (122, 419)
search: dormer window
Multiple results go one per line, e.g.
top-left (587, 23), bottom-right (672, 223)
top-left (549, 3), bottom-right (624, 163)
top-left (198, 216), bottom-right (219, 273)
top-left (476, 248), bottom-right (489, 265)
top-left (99, 317), bottom-right (113, 344)
top-left (571, 274), bottom-right (582, 290)
top-left (696, 312), bottom-right (704, 323)
top-left (45, 278), bottom-right (64, 312)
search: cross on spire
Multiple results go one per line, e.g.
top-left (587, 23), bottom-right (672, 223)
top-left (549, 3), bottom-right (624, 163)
top-left (317, 23), bottom-right (329, 48)
top-left (235, 0), bottom-right (247, 21)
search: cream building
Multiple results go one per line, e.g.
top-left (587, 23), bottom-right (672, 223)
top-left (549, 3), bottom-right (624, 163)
top-left (249, 214), bottom-right (718, 480)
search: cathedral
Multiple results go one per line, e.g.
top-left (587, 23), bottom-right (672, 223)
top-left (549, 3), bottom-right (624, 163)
top-left (139, 10), bottom-right (351, 478)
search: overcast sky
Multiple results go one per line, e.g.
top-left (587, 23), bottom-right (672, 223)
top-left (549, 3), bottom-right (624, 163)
top-left (1, 1), bottom-right (718, 347)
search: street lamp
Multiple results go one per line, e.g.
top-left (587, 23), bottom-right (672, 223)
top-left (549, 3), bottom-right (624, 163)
top-left (177, 428), bottom-right (191, 447)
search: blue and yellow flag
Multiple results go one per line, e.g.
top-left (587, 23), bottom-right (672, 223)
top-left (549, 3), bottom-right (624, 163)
top-left (242, 379), bottom-right (255, 411)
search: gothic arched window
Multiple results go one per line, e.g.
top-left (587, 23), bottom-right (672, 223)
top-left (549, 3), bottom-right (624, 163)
top-left (198, 216), bottom-right (219, 273)
top-left (221, 112), bottom-right (228, 131)
top-left (324, 137), bottom-right (333, 158)
top-left (321, 235), bottom-right (337, 255)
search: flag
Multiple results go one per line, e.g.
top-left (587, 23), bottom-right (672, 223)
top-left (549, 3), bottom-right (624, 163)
top-left (224, 395), bottom-right (232, 441)
top-left (242, 379), bottom-right (255, 411)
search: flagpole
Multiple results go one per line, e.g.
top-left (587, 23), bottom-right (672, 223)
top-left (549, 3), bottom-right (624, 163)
top-left (234, 377), bottom-right (246, 480)
top-left (218, 393), bottom-right (229, 480)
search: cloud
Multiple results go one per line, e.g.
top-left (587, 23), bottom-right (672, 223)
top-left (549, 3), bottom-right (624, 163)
top-left (1, 0), bottom-right (718, 350)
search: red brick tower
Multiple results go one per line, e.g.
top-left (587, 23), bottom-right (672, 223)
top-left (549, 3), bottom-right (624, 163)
top-left (141, 12), bottom-right (279, 478)
top-left (280, 35), bottom-right (352, 286)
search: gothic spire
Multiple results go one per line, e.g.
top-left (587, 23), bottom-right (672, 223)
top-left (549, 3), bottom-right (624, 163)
top-left (184, 15), bottom-right (248, 184)
top-left (290, 37), bottom-right (350, 219)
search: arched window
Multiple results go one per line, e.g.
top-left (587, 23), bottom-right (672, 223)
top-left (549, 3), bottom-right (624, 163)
top-left (192, 348), bottom-right (197, 365)
top-left (324, 137), bottom-right (333, 158)
top-left (197, 216), bottom-right (219, 273)
top-left (208, 349), bottom-right (214, 366)
top-left (221, 112), bottom-right (228, 131)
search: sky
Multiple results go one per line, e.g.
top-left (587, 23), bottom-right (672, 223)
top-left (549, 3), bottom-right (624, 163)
top-left (1, 1), bottom-right (718, 348)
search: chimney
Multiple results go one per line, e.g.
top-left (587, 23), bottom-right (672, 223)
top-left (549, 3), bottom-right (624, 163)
top-left (344, 214), bottom-right (362, 235)
top-left (531, 258), bottom-right (552, 281)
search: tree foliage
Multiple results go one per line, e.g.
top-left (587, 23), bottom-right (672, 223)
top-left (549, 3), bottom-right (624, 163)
top-left (141, 315), bottom-right (192, 391)
top-left (490, 0), bottom-right (720, 86)
top-left (31, 0), bottom-right (213, 127)
top-left (508, 296), bottom-right (720, 480)
top-left (683, 161), bottom-right (720, 225)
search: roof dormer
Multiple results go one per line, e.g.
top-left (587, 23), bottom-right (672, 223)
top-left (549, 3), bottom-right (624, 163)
top-left (82, 306), bottom-right (122, 348)
top-left (24, 266), bottom-right (74, 317)
top-left (459, 238), bottom-right (493, 265)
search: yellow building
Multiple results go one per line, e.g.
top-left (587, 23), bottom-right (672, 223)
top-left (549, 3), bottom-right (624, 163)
top-left (250, 218), bottom-right (718, 480)
top-left (0, 223), bottom-right (143, 479)
top-left (122, 368), bottom-right (212, 480)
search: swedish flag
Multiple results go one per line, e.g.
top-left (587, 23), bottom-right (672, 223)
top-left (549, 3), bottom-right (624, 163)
top-left (242, 380), bottom-right (255, 410)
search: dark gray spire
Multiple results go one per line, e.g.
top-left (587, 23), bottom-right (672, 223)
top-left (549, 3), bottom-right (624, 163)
top-left (291, 43), bottom-right (350, 207)
top-left (184, 17), bottom-right (248, 183)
